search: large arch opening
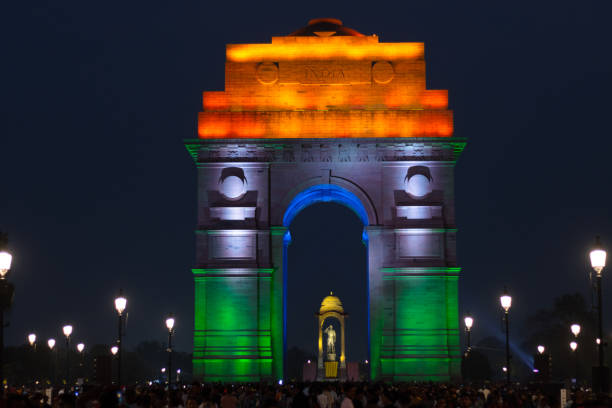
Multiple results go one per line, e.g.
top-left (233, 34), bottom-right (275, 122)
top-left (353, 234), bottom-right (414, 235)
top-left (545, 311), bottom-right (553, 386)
top-left (282, 184), bottom-right (369, 380)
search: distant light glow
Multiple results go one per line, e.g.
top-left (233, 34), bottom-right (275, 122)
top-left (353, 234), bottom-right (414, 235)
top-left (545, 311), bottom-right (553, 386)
top-left (28, 333), bottom-right (36, 346)
top-left (537, 345), bottom-right (545, 354)
top-left (533, 368), bottom-right (539, 373)
top-left (464, 316), bottom-right (474, 330)
top-left (77, 343), bottom-right (85, 353)
top-left (48, 339), bottom-right (56, 350)
top-left (278, 379), bottom-right (283, 385)
top-left (571, 324), bottom-right (581, 337)
top-left (110, 346), bottom-right (118, 355)
top-left (570, 341), bottom-right (578, 351)
top-left (597, 338), bottom-right (601, 345)
top-left (161, 368), bottom-right (166, 373)
top-left (502, 366), bottom-right (508, 372)
top-left (62, 325), bottom-right (73, 337)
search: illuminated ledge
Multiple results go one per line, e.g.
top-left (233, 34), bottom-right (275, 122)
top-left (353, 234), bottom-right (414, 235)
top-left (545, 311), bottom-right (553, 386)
top-left (381, 267), bottom-right (461, 278)
top-left (209, 207), bottom-right (256, 221)
top-left (192, 268), bottom-right (273, 279)
top-left (227, 41), bottom-right (424, 62)
top-left (198, 110), bottom-right (452, 139)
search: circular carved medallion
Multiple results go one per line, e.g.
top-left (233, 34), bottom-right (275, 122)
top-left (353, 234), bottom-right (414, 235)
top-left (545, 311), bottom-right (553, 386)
top-left (372, 61), bottom-right (394, 84)
top-left (256, 62), bottom-right (279, 85)
top-left (220, 175), bottom-right (245, 199)
top-left (405, 174), bottom-right (431, 197)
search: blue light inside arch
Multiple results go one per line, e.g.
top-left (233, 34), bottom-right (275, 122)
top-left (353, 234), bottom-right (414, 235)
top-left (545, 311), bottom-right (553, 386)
top-left (282, 184), bottom-right (369, 227)
top-left (282, 184), bottom-right (371, 373)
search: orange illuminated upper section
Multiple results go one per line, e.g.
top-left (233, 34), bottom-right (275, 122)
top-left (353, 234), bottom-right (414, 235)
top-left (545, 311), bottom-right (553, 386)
top-left (199, 19), bottom-right (453, 139)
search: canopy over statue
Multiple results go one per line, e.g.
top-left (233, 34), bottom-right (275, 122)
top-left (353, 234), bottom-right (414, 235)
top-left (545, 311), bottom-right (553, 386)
top-left (316, 292), bottom-right (348, 379)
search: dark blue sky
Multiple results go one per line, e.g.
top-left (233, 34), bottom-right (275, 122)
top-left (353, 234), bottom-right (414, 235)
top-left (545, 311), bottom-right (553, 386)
top-left (2, 1), bottom-right (612, 364)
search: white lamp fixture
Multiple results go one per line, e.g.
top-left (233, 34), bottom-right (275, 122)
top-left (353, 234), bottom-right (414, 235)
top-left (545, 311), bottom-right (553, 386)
top-left (590, 236), bottom-right (607, 275)
top-left (48, 338), bottom-right (56, 350)
top-left (114, 294), bottom-right (127, 315)
top-left (464, 316), bottom-right (474, 330)
top-left (28, 333), bottom-right (36, 346)
top-left (62, 325), bottom-right (73, 338)
top-left (500, 288), bottom-right (512, 312)
top-left (110, 345), bottom-right (119, 355)
top-left (165, 316), bottom-right (175, 332)
top-left (571, 323), bottom-right (581, 337)
top-left (537, 345), bottom-right (545, 354)
top-left (77, 343), bottom-right (85, 353)
top-left (0, 250), bottom-right (12, 279)
top-left (570, 341), bottom-right (578, 351)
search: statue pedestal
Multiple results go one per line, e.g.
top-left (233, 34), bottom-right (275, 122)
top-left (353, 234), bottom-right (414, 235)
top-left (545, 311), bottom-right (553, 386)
top-left (327, 353), bottom-right (336, 361)
top-left (325, 361), bottom-right (338, 378)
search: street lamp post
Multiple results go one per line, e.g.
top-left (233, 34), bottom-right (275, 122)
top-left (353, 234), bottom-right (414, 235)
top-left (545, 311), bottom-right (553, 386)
top-left (590, 236), bottom-right (608, 393)
top-left (165, 315), bottom-right (175, 388)
top-left (62, 325), bottom-right (72, 391)
top-left (464, 315), bottom-right (474, 352)
top-left (48, 339), bottom-right (56, 386)
top-left (114, 290), bottom-right (127, 388)
top-left (28, 333), bottom-right (36, 348)
top-left (77, 343), bottom-right (85, 379)
top-left (570, 341), bottom-right (578, 384)
top-left (500, 287), bottom-right (512, 384)
top-left (0, 233), bottom-right (14, 397)
top-left (463, 314), bottom-right (474, 381)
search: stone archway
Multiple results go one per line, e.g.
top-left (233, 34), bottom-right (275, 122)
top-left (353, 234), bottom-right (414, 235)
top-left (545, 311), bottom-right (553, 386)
top-left (187, 19), bottom-right (466, 382)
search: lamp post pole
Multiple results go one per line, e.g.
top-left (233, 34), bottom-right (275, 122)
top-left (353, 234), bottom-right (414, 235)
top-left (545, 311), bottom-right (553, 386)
top-left (62, 325), bottom-right (72, 392)
top-left (463, 315), bottom-right (473, 381)
top-left (114, 290), bottom-right (127, 388)
top-left (48, 339), bottom-right (56, 386)
top-left (165, 315), bottom-right (175, 389)
top-left (589, 236), bottom-right (608, 392)
top-left (500, 287), bottom-right (512, 384)
top-left (0, 232), bottom-right (14, 398)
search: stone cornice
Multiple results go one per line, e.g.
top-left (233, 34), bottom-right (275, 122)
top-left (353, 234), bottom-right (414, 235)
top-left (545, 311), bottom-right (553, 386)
top-left (184, 137), bottom-right (466, 164)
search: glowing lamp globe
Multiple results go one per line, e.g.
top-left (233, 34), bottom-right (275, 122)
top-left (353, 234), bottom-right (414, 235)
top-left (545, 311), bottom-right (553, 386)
top-left (464, 316), bottom-right (474, 330)
top-left (77, 343), bottom-right (85, 353)
top-left (114, 294), bottom-right (127, 315)
top-left (110, 345), bottom-right (118, 355)
top-left (0, 251), bottom-right (12, 278)
top-left (48, 338), bottom-right (56, 350)
top-left (570, 341), bottom-right (578, 351)
top-left (28, 333), bottom-right (36, 346)
top-left (165, 316), bottom-right (175, 331)
top-left (537, 345), bottom-right (545, 354)
top-left (502, 366), bottom-right (508, 372)
top-left (161, 368), bottom-right (166, 373)
top-left (571, 324), bottom-right (581, 337)
top-left (62, 325), bottom-right (73, 337)
top-left (590, 237), bottom-right (607, 275)
top-left (500, 288), bottom-right (512, 312)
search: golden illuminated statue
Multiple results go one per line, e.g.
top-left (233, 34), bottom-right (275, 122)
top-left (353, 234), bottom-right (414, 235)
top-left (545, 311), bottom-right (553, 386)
top-left (324, 324), bottom-right (337, 356)
top-left (316, 292), bottom-right (347, 379)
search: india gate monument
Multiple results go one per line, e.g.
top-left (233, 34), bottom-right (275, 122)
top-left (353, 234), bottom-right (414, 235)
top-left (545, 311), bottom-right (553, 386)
top-left (186, 18), bottom-right (465, 382)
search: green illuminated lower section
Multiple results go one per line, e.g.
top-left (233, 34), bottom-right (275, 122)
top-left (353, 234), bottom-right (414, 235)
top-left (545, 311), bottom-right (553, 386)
top-left (193, 268), bottom-right (274, 381)
top-left (193, 265), bottom-right (461, 382)
top-left (376, 267), bottom-right (461, 381)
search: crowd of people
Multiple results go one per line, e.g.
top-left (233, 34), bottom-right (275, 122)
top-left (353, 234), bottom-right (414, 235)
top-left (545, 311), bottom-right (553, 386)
top-left (2, 382), bottom-right (610, 408)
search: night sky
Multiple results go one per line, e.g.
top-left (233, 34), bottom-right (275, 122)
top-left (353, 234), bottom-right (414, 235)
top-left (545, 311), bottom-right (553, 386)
top-left (2, 1), bottom-right (612, 366)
